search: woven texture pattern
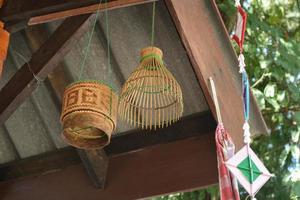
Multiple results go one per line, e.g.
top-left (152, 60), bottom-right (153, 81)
top-left (119, 47), bottom-right (183, 130)
top-left (61, 81), bottom-right (118, 149)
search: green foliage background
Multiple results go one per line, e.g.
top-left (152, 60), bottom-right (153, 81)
top-left (152, 0), bottom-right (300, 199)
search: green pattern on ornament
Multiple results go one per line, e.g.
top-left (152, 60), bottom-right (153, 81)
top-left (237, 156), bottom-right (262, 183)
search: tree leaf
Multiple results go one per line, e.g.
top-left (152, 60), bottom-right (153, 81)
top-left (290, 144), bottom-right (300, 160)
top-left (264, 84), bottom-right (276, 98)
top-left (294, 112), bottom-right (300, 122)
top-left (252, 88), bottom-right (265, 109)
top-left (266, 98), bottom-right (280, 111)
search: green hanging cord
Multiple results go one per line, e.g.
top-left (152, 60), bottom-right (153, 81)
top-left (105, 0), bottom-right (113, 116)
top-left (150, 1), bottom-right (156, 46)
top-left (105, 0), bottom-right (112, 88)
top-left (78, 0), bottom-right (104, 80)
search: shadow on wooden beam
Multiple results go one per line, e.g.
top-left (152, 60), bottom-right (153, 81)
top-left (106, 111), bottom-right (215, 155)
top-left (0, 147), bottom-right (81, 181)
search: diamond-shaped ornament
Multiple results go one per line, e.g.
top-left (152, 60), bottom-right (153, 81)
top-left (232, 6), bottom-right (247, 51)
top-left (225, 145), bottom-right (274, 196)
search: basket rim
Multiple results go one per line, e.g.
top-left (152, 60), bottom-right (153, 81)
top-left (141, 46), bottom-right (163, 57)
top-left (61, 130), bottom-right (110, 150)
top-left (61, 109), bottom-right (116, 131)
top-left (65, 79), bottom-right (117, 92)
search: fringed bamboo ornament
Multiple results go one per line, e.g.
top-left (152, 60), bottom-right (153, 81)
top-left (0, 21), bottom-right (9, 77)
top-left (118, 47), bottom-right (183, 129)
top-left (61, 81), bottom-right (118, 149)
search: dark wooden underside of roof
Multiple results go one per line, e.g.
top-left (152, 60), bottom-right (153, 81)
top-left (0, 0), bottom-right (268, 196)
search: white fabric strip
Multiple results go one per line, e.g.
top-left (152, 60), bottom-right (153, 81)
top-left (209, 77), bottom-right (223, 124)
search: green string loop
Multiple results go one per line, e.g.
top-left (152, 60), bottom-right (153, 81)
top-left (150, 1), bottom-right (156, 46)
top-left (78, 0), bottom-right (103, 80)
top-left (105, 0), bottom-right (113, 90)
top-left (140, 53), bottom-right (163, 64)
top-left (105, 0), bottom-right (114, 116)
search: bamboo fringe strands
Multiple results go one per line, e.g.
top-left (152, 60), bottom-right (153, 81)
top-left (0, 21), bottom-right (9, 77)
top-left (61, 81), bottom-right (118, 149)
top-left (119, 47), bottom-right (183, 130)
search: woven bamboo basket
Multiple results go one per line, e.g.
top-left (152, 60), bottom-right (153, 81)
top-left (60, 80), bottom-right (118, 149)
top-left (0, 21), bottom-right (9, 77)
top-left (119, 47), bottom-right (183, 130)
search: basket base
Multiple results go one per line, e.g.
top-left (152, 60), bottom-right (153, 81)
top-left (62, 112), bottom-right (114, 149)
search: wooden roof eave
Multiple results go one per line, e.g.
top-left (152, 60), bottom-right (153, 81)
top-left (165, 0), bottom-right (268, 149)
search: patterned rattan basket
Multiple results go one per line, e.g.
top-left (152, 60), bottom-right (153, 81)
top-left (61, 80), bottom-right (118, 149)
top-left (118, 47), bottom-right (183, 130)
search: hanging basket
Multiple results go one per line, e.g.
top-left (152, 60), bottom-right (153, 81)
top-left (60, 80), bottom-right (118, 149)
top-left (119, 47), bottom-right (183, 130)
top-left (0, 21), bottom-right (9, 77)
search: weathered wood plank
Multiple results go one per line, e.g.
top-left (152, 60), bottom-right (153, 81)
top-left (0, 0), bottom-right (100, 22)
top-left (77, 150), bottom-right (108, 189)
top-left (28, 0), bottom-right (158, 25)
top-left (0, 14), bottom-right (92, 124)
top-left (0, 147), bottom-right (81, 181)
top-left (165, 0), bottom-right (268, 149)
top-left (0, 0), bottom-right (157, 32)
top-left (0, 133), bottom-right (217, 200)
top-left (0, 111), bottom-right (214, 185)
top-left (106, 111), bottom-right (215, 155)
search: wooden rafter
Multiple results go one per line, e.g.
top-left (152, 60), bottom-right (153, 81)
top-left (0, 14), bottom-right (93, 124)
top-left (0, 147), bottom-right (81, 181)
top-left (165, 0), bottom-right (268, 149)
top-left (0, 131), bottom-right (218, 200)
top-left (106, 111), bottom-right (215, 155)
top-left (0, 0), bottom-right (4, 8)
top-left (28, 0), bottom-right (158, 25)
top-left (0, 112), bottom-right (215, 184)
top-left (0, 0), bottom-right (157, 32)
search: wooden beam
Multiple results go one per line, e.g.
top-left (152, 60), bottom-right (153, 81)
top-left (165, 0), bottom-right (268, 149)
top-left (0, 14), bottom-right (92, 124)
top-left (0, 111), bottom-right (214, 185)
top-left (77, 150), bottom-right (108, 189)
top-left (0, 0), bottom-right (157, 32)
top-left (0, 0), bottom-right (100, 22)
top-left (106, 111), bottom-right (215, 155)
top-left (0, 147), bottom-right (81, 181)
top-left (0, 133), bottom-right (218, 200)
top-left (28, 0), bottom-right (158, 26)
